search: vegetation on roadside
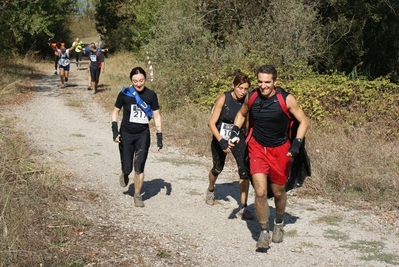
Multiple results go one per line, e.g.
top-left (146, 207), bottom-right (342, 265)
top-left (0, 60), bottom-right (91, 266)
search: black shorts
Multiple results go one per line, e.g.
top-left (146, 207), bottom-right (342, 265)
top-left (210, 136), bottom-right (250, 179)
top-left (119, 128), bottom-right (150, 174)
top-left (90, 67), bottom-right (101, 83)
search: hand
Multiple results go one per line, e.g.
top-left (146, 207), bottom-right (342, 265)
top-left (228, 136), bottom-right (239, 147)
top-left (112, 122), bottom-right (119, 142)
top-left (229, 125), bottom-right (240, 141)
top-left (156, 132), bottom-right (163, 151)
top-left (288, 138), bottom-right (303, 157)
top-left (219, 139), bottom-right (231, 153)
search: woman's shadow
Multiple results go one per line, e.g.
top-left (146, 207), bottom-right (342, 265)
top-left (123, 178), bottom-right (172, 200)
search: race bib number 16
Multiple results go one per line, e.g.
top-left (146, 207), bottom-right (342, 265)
top-left (220, 122), bottom-right (233, 140)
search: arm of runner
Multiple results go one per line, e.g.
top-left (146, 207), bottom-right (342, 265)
top-left (229, 95), bottom-right (249, 146)
top-left (111, 107), bottom-right (121, 143)
top-left (286, 94), bottom-right (309, 140)
top-left (286, 94), bottom-right (309, 156)
top-left (101, 61), bottom-right (105, 74)
top-left (208, 94), bottom-right (231, 153)
top-left (152, 109), bottom-right (162, 152)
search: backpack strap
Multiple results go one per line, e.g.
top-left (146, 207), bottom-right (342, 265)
top-left (246, 88), bottom-right (294, 142)
top-left (121, 86), bottom-right (153, 120)
top-left (276, 90), bottom-right (295, 140)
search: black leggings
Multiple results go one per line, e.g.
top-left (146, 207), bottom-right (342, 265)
top-left (90, 67), bottom-right (101, 83)
top-left (210, 136), bottom-right (250, 179)
top-left (119, 128), bottom-right (150, 175)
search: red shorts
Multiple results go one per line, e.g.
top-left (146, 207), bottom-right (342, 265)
top-left (248, 138), bottom-right (290, 185)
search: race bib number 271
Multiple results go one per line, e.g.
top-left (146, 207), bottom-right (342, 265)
top-left (129, 104), bottom-right (149, 124)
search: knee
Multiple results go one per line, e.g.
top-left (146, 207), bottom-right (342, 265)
top-left (272, 187), bottom-right (286, 199)
top-left (255, 188), bottom-right (267, 199)
top-left (211, 168), bottom-right (221, 177)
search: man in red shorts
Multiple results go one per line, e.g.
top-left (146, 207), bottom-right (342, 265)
top-left (229, 64), bottom-right (309, 249)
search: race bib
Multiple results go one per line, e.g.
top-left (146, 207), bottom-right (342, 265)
top-left (59, 57), bottom-right (70, 66)
top-left (90, 54), bottom-right (97, 62)
top-left (220, 122), bottom-right (233, 140)
top-left (129, 104), bottom-right (149, 124)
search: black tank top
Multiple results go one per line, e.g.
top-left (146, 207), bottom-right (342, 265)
top-left (216, 91), bottom-right (244, 132)
top-left (249, 88), bottom-right (290, 147)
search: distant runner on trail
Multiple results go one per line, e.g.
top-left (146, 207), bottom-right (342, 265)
top-left (111, 67), bottom-right (163, 208)
top-left (51, 42), bottom-right (76, 87)
top-left (83, 44), bottom-right (108, 90)
top-left (206, 72), bottom-right (254, 220)
top-left (48, 40), bottom-right (60, 74)
top-left (87, 43), bottom-right (105, 94)
top-left (229, 65), bottom-right (309, 249)
top-left (72, 37), bottom-right (84, 69)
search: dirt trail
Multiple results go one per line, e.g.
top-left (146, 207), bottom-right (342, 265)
top-left (3, 64), bottom-right (399, 266)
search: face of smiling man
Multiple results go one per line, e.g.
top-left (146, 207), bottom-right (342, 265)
top-left (257, 72), bottom-right (277, 99)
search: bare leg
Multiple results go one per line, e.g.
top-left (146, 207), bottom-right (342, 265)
top-left (252, 173), bottom-right (269, 227)
top-left (271, 183), bottom-right (286, 218)
top-left (134, 172), bottom-right (144, 196)
top-left (208, 170), bottom-right (217, 191)
top-left (87, 69), bottom-right (91, 89)
top-left (239, 178), bottom-right (250, 205)
top-left (59, 69), bottom-right (65, 85)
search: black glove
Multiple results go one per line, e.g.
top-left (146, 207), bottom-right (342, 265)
top-left (229, 125), bottom-right (240, 140)
top-left (112, 121), bottom-right (119, 141)
top-left (219, 139), bottom-right (228, 150)
top-left (156, 132), bottom-right (163, 149)
top-left (289, 138), bottom-right (303, 156)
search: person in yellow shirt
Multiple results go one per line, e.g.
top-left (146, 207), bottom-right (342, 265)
top-left (72, 37), bottom-right (84, 69)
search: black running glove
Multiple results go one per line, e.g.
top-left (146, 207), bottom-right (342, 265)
top-left (289, 138), bottom-right (303, 156)
top-left (219, 139), bottom-right (228, 150)
top-left (156, 132), bottom-right (163, 149)
top-left (229, 125), bottom-right (240, 141)
top-left (112, 121), bottom-right (119, 141)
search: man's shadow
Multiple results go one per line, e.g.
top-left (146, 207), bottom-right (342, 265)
top-left (216, 181), bottom-right (299, 253)
top-left (123, 178), bottom-right (172, 201)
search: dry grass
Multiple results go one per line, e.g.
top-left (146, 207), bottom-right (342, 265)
top-left (0, 58), bottom-right (91, 266)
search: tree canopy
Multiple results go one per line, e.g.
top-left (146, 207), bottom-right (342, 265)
top-left (1, 0), bottom-right (399, 81)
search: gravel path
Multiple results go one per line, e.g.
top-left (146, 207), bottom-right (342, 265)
top-left (4, 66), bottom-right (399, 266)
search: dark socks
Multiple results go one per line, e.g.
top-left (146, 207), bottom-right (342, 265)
top-left (276, 213), bottom-right (284, 224)
top-left (260, 222), bottom-right (269, 232)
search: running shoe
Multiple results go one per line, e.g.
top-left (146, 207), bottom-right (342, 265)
top-left (272, 220), bottom-right (284, 243)
top-left (134, 194), bottom-right (145, 207)
top-left (238, 206), bottom-right (254, 220)
top-left (119, 173), bottom-right (129, 187)
top-left (205, 189), bottom-right (215, 205)
top-left (257, 230), bottom-right (271, 248)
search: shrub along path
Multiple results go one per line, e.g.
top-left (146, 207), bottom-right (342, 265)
top-left (5, 65), bottom-right (399, 266)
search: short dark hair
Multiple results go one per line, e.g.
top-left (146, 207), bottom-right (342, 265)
top-left (129, 67), bottom-right (147, 80)
top-left (257, 65), bottom-right (277, 80)
top-left (232, 72), bottom-right (251, 88)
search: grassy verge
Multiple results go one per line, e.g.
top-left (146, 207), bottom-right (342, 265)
top-left (0, 58), bottom-right (90, 266)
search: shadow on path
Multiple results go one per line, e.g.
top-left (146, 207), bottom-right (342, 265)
top-left (123, 178), bottom-right (172, 201)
